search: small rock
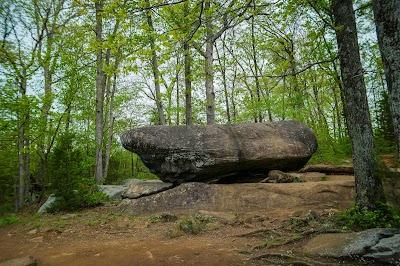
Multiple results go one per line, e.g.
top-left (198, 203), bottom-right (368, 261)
top-left (26, 229), bottom-right (37, 235)
top-left (268, 170), bottom-right (297, 183)
top-left (0, 256), bottom-right (36, 266)
top-left (121, 180), bottom-right (173, 199)
top-left (29, 236), bottom-right (43, 243)
top-left (306, 210), bottom-right (319, 221)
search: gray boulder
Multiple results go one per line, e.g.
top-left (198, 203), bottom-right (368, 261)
top-left (37, 194), bottom-right (56, 213)
top-left (304, 228), bottom-right (400, 265)
top-left (121, 120), bottom-right (318, 184)
top-left (121, 180), bottom-right (173, 199)
top-left (99, 185), bottom-right (127, 200)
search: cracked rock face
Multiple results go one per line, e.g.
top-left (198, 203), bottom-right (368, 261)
top-left (304, 228), bottom-right (400, 264)
top-left (121, 121), bottom-right (318, 184)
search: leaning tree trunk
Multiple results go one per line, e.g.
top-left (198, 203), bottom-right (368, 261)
top-left (332, 0), bottom-right (385, 210)
top-left (373, 0), bottom-right (400, 162)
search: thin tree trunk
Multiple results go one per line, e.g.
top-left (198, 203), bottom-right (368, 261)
top-left (373, 0), bottom-right (400, 162)
top-left (204, 0), bottom-right (215, 125)
top-left (94, 0), bottom-right (105, 183)
top-left (104, 68), bottom-right (118, 181)
top-left (184, 41), bottom-right (193, 125)
top-left (17, 70), bottom-right (29, 210)
top-left (332, 0), bottom-right (385, 210)
top-left (145, 0), bottom-right (166, 125)
top-left (251, 9), bottom-right (262, 123)
top-left (216, 41), bottom-right (231, 123)
top-left (176, 56), bottom-right (180, 125)
top-left (183, 1), bottom-right (193, 125)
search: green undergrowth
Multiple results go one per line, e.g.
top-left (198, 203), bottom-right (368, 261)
top-left (165, 213), bottom-right (216, 238)
top-left (338, 204), bottom-right (400, 230)
top-left (0, 215), bottom-right (21, 228)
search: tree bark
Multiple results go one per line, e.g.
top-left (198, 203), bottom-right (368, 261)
top-left (332, 0), bottom-right (385, 210)
top-left (183, 2), bottom-right (193, 125)
top-left (373, 0), bottom-right (400, 162)
top-left (204, 0), bottom-right (216, 125)
top-left (94, 0), bottom-right (105, 183)
top-left (104, 68), bottom-right (118, 181)
top-left (145, 0), bottom-right (166, 125)
top-left (251, 9), bottom-right (262, 123)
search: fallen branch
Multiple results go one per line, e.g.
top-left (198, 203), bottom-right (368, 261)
top-left (300, 165), bottom-right (354, 175)
top-left (233, 228), bottom-right (282, 237)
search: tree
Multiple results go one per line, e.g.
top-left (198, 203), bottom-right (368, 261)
top-left (144, 0), bottom-right (166, 125)
top-left (372, 0), bottom-right (400, 162)
top-left (332, 0), bottom-right (385, 210)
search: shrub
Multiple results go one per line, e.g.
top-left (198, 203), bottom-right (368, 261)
top-left (47, 133), bottom-right (105, 212)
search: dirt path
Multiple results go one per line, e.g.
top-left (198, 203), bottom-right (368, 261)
top-left (0, 175), bottom-right (375, 265)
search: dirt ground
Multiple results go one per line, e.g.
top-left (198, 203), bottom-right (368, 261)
top-left (0, 169), bottom-right (397, 266)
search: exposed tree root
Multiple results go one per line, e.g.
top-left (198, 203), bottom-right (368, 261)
top-left (251, 252), bottom-right (336, 266)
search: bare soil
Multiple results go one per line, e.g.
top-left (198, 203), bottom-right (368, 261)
top-left (0, 170), bottom-right (396, 266)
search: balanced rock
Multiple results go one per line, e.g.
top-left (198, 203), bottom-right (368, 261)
top-left (121, 120), bottom-right (318, 184)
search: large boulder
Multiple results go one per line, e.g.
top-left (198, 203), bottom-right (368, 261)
top-left (118, 180), bottom-right (355, 216)
top-left (121, 121), bottom-right (318, 184)
top-left (304, 228), bottom-right (400, 265)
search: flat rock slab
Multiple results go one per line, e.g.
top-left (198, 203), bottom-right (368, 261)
top-left (118, 180), bottom-right (355, 216)
top-left (304, 228), bottom-right (400, 264)
top-left (121, 180), bottom-right (173, 199)
top-left (121, 121), bottom-right (318, 184)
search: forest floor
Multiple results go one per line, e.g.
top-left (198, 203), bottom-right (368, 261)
top-left (1, 155), bottom-right (398, 266)
top-left (0, 175), bottom-right (369, 266)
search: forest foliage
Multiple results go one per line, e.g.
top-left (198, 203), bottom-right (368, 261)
top-left (0, 0), bottom-right (397, 212)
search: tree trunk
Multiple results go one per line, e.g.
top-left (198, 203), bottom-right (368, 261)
top-left (17, 70), bottom-right (29, 210)
top-left (251, 10), bottom-right (262, 123)
top-left (216, 40), bottom-right (231, 123)
top-left (373, 0), bottom-right (400, 162)
top-left (145, 0), bottom-right (166, 125)
top-left (94, 0), bottom-right (105, 183)
top-left (204, 0), bottom-right (216, 125)
top-left (104, 69), bottom-right (118, 181)
top-left (332, 0), bottom-right (385, 210)
top-left (184, 42), bottom-right (193, 125)
top-left (183, 1), bottom-right (192, 125)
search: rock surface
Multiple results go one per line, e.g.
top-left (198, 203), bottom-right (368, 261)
top-left (0, 256), bottom-right (36, 266)
top-left (121, 120), bottom-right (318, 183)
top-left (304, 228), bottom-right (400, 264)
top-left (121, 180), bottom-right (173, 199)
top-left (118, 180), bottom-right (354, 216)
